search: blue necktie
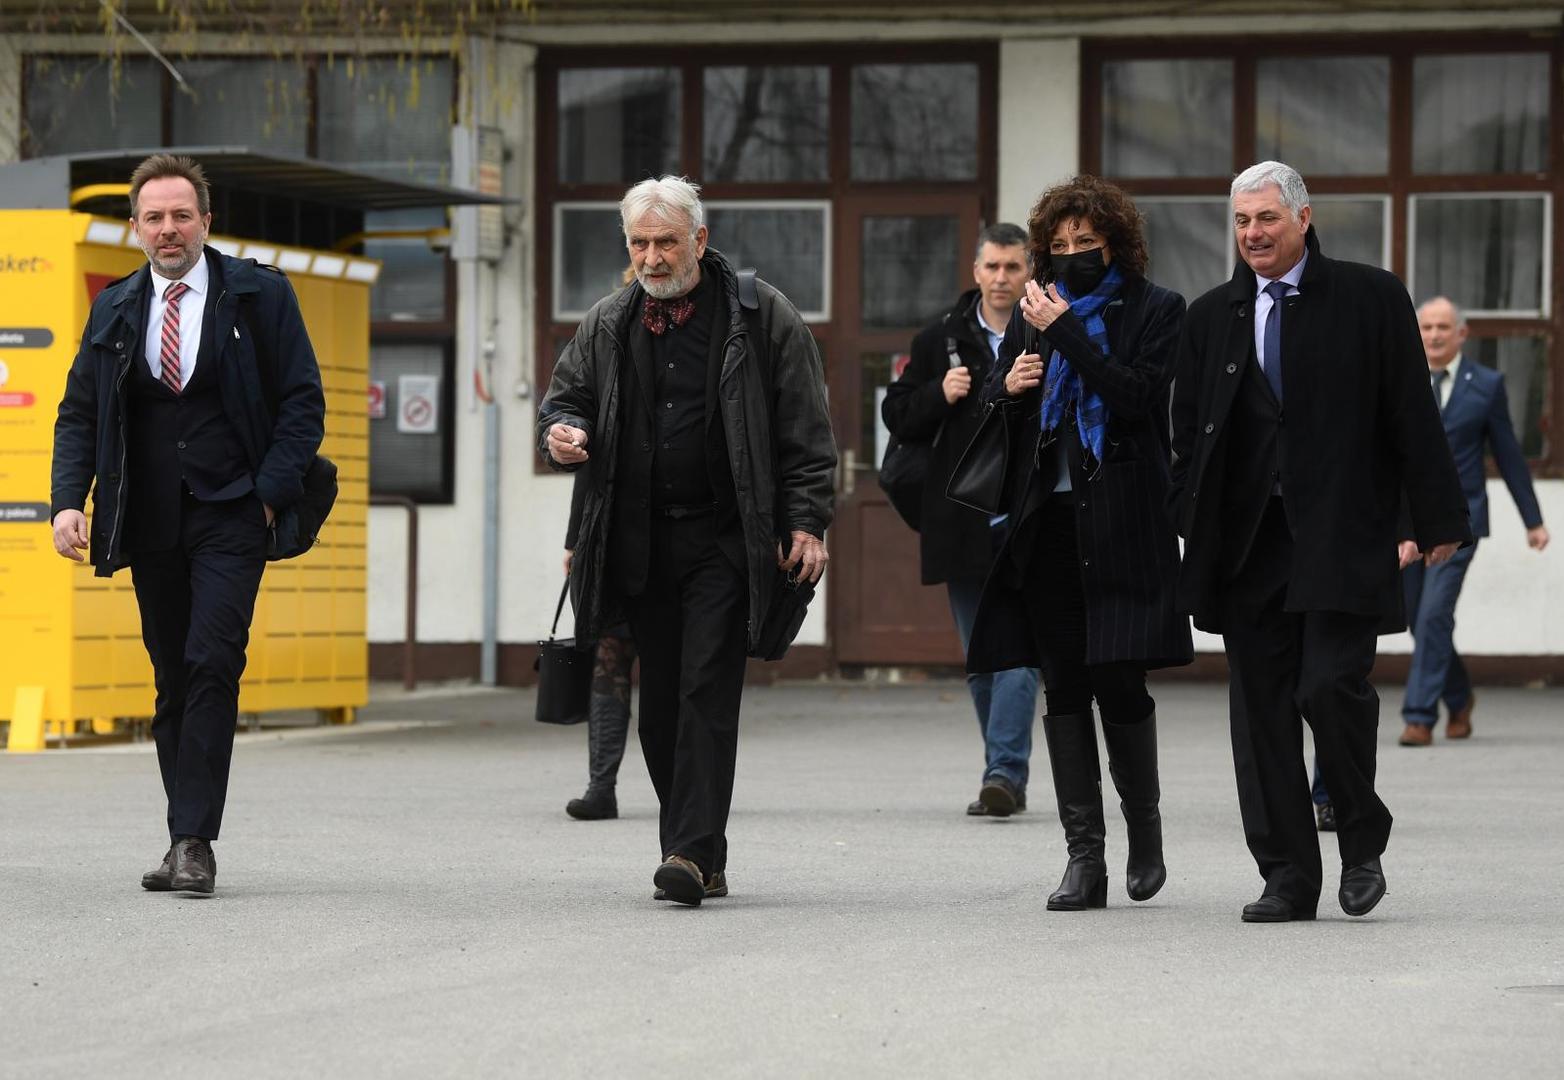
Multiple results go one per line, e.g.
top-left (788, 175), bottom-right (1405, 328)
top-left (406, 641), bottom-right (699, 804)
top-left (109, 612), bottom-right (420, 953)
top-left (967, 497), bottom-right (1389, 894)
top-left (1262, 280), bottom-right (1289, 404)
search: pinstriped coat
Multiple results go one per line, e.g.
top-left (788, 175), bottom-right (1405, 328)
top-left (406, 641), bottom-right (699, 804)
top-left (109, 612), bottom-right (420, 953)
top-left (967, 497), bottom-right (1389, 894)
top-left (965, 273), bottom-right (1194, 674)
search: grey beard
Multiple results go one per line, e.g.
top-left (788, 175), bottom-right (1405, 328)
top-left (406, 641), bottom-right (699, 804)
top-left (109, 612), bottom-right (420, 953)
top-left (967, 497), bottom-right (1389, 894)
top-left (638, 266), bottom-right (697, 300)
top-left (141, 240), bottom-right (201, 279)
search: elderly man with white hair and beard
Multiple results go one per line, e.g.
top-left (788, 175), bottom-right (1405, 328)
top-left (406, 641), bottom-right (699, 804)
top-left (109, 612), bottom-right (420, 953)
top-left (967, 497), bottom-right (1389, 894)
top-left (538, 176), bottom-right (837, 906)
top-left (1169, 161), bottom-right (1470, 924)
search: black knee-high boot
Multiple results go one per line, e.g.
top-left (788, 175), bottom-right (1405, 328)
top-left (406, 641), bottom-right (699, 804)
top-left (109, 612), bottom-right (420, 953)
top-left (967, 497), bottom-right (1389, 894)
top-left (1102, 710), bottom-right (1166, 901)
top-left (1042, 711), bottom-right (1107, 910)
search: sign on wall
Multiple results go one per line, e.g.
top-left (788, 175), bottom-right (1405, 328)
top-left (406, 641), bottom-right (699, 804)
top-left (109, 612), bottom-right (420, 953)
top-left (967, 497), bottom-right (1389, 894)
top-left (397, 374), bottom-right (440, 435)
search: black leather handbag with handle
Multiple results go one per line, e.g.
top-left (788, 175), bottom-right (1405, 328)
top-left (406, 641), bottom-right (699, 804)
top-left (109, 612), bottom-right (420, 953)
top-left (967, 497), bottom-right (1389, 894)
top-left (534, 579), bottom-right (593, 725)
top-left (945, 326), bottom-right (1036, 517)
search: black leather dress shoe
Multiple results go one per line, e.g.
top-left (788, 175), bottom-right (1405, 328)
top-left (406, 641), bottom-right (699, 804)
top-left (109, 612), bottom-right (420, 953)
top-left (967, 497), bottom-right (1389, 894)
top-left (1242, 895), bottom-right (1317, 922)
top-left (141, 846), bottom-right (175, 891)
top-left (978, 776), bottom-right (1018, 818)
top-left (1339, 857), bottom-right (1386, 917)
top-left (565, 789), bottom-right (618, 820)
top-left (169, 837), bottom-right (216, 895)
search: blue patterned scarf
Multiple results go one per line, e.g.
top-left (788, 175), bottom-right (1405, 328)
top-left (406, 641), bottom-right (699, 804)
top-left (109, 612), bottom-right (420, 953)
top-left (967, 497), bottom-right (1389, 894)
top-left (1039, 263), bottom-right (1124, 467)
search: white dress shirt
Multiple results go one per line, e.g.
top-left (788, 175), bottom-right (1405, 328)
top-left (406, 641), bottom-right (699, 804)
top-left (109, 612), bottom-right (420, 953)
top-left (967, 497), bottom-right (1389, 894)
top-left (1253, 251), bottom-right (1307, 373)
top-left (1432, 354), bottom-right (1462, 411)
top-left (145, 256), bottom-right (209, 387)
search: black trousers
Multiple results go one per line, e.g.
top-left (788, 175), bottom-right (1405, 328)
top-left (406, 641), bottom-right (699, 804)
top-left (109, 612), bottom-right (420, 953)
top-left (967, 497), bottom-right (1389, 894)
top-left (129, 489), bottom-right (268, 841)
top-left (1022, 496), bottom-right (1153, 724)
top-left (1220, 498), bottom-right (1392, 907)
top-left (624, 515), bottom-right (749, 877)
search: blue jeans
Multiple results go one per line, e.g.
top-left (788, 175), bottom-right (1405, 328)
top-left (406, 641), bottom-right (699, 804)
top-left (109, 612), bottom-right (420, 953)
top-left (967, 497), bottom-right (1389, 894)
top-left (1402, 541), bottom-right (1477, 727)
top-left (947, 579), bottom-right (1040, 790)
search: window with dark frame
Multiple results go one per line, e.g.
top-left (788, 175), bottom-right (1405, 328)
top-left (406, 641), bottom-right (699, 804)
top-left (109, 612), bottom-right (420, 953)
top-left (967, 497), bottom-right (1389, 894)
top-left (1083, 35), bottom-right (1561, 473)
top-left (20, 52), bottom-right (461, 503)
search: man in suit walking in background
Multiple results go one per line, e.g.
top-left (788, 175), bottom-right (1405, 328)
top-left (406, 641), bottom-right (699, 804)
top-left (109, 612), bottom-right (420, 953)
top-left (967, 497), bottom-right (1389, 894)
top-left (1395, 296), bottom-right (1549, 747)
top-left (51, 154), bottom-right (326, 896)
top-left (1170, 161), bottom-right (1470, 923)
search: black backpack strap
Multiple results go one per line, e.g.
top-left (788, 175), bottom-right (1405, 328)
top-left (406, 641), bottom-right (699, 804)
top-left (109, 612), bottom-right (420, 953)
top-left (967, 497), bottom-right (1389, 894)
top-left (736, 268), bottom-right (769, 389)
top-left (941, 311), bottom-right (963, 370)
top-left (737, 268), bottom-right (760, 313)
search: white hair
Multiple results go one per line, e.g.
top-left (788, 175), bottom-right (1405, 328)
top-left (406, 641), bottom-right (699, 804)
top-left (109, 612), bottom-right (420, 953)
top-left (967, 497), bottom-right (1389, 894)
top-left (1231, 161), bottom-right (1310, 217)
top-left (1419, 295), bottom-right (1467, 328)
top-left (620, 175), bottom-right (705, 237)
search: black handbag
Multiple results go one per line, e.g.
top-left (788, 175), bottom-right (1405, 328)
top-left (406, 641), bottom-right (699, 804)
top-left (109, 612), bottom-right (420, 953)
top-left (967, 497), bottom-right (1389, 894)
top-left (945, 326), bottom-right (1037, 516)
top-left (534, 579), bottom-right (594, 725)
top-left (945, 402), bottom-right (1011, 516)
top-left (267, 454), bottom-right (338, 561)
top-left (750, 565), bottom-right (816, 662)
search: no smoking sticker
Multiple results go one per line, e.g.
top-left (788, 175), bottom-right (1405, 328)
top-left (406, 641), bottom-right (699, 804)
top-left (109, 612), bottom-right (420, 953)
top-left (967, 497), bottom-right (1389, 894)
top-left (397, 374), bottom-right (440, 435)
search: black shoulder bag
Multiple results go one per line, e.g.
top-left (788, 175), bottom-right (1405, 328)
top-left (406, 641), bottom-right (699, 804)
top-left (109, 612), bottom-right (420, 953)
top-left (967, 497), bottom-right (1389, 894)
top-left (242, 289), bottom-right (339, 561)
top-left (878, 325), bottom-right (964, 532)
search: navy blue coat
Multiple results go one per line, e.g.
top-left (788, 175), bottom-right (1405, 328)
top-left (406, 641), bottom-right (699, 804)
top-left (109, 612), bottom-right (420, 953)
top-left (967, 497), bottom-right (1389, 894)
top-left (51, 248), bottom-right (326, 577)
top-left (1433, 358), bottom-right (1543, 538)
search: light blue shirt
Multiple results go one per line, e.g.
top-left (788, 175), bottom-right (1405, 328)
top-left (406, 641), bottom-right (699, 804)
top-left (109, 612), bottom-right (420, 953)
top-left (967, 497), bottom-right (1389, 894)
top-left (1253, 251), bottom-right (1307, 373)
top-left (975, 304), bottom-right (1006, 361)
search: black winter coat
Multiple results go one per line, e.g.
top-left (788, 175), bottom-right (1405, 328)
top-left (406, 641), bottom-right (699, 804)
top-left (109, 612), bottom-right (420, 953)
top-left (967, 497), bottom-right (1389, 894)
top-left (880, 289), bottom-right (1002, 585)
top-left (1169, 228), bottom-right (1471, 633)
top-left (965, 273), bottom-right (1193, 674)
top-left (51, 249), bottom-right (326, 578)
top-left (537, 251), bottom-right (837, 651)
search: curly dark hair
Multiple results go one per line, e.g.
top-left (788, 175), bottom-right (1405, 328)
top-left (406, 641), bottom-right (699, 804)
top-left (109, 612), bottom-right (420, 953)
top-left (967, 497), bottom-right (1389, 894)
top-left (1026, 175), bottom-right (1148, 280)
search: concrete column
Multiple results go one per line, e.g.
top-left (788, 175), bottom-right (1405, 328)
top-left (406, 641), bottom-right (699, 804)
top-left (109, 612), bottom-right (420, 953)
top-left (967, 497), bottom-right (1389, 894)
top-left (997, 38), bottom-right (1080, 228)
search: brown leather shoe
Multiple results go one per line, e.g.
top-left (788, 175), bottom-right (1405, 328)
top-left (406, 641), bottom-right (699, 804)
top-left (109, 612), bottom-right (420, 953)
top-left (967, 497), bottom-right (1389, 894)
top-left (141, 846), bottom-right (175, 891)
top-left (655, 870), bottom-right (728, 902)
top-left (651, 855), bottom-right (704, 906)
top-left (1398, 723), bottom-right (1433, 747)
top-left (1446, 695), bottom-right (1474, 739)
top-left (169, 837), bottom-right (216, 895)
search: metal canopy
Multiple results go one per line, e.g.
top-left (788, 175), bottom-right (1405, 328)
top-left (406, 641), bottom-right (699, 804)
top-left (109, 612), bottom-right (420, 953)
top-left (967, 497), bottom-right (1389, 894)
top-left (0, 147), bottom-right (512, 212)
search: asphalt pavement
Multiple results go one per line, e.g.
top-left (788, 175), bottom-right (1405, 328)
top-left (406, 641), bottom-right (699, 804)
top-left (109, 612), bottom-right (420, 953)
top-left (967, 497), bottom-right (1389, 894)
top-left (2, 679), bottom-right (1561, 1078)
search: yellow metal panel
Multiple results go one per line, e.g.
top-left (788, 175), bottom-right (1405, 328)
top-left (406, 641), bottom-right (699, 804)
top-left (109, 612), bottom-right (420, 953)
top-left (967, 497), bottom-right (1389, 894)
top-left (0, 211), bottom-right (372, 733)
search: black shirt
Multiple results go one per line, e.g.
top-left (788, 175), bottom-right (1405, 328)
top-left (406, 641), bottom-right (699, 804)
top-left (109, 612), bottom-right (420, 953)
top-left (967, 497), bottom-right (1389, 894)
top-left (648, 271), bottom-right (717, 508)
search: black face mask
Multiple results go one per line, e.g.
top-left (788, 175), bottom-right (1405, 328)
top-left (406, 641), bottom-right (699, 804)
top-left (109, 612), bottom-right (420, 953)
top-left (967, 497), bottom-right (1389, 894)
top-left (1051, 249), bottom-right (1110, 297)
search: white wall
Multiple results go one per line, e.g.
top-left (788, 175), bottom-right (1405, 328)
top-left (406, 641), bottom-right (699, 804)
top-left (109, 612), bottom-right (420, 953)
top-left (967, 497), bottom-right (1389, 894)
top-left (997, 38), bottom-right (1079, 227)
top-left (1190, 480), bottom-right (1564, 658)
top-left (366, 39), bottom-right (574, 649)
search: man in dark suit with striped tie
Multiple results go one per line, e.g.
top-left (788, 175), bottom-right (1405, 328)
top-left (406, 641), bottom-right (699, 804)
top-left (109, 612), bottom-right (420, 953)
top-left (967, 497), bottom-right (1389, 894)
top-left (1395, 297), bottom-right (1549, 747)
top-left (51, 154), bottom-right (325, 896)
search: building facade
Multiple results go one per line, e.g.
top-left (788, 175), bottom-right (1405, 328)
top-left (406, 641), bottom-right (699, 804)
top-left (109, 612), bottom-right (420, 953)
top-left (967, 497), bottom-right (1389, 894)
top-left (3, 3), bottom-right (1561, 682)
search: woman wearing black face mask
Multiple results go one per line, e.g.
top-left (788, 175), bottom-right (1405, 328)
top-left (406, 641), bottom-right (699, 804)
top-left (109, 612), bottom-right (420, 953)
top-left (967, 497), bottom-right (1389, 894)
top-left (966, 175), bottom-right (1192, 910)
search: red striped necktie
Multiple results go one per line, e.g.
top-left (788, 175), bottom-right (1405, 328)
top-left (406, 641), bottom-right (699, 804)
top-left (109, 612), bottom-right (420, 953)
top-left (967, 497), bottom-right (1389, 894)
top-left (159, 280), bottom-right (190, 392)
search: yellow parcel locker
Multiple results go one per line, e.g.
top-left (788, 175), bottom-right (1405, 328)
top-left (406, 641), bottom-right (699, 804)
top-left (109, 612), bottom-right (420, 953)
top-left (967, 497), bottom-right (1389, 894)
top-left (0, 211), bottom-right (373, 749)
